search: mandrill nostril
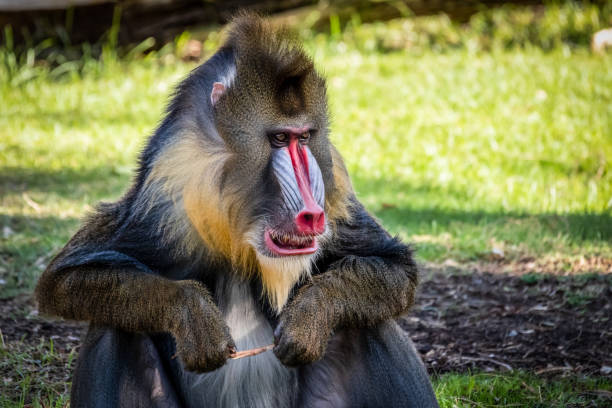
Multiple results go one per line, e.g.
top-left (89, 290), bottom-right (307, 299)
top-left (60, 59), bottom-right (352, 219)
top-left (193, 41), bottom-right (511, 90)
top-left (295, 208), bottom-right (325, 235)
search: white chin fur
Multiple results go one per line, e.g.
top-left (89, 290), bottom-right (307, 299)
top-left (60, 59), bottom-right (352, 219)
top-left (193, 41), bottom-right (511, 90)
top-left (246, 224), bottom-right (330, 313)
top-left (254, 251), bottom-right (313, 313)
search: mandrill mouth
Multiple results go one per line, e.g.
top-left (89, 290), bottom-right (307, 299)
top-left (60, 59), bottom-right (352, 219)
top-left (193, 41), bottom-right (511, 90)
top-left (264, 229), bottom-right (318, 256)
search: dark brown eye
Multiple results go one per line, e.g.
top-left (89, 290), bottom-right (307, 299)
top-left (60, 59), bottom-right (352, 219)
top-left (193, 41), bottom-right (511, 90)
top-left (299, 132), bottom-right (310, 144)
top-left (270, 133), bottom-right (289, 147)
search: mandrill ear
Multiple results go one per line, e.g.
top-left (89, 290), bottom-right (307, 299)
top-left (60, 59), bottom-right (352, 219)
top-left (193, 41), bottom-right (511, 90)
top-left (210, 82), bottom-right (226, 105)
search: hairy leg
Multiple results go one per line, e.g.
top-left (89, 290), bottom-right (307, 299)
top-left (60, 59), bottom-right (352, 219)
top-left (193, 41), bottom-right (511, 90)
top-left (297, 321), bottom-right (439, 408)
top-left (71, 322), bottom-right (437, 408)
top-left (71, 326), bottom-right (183, 408)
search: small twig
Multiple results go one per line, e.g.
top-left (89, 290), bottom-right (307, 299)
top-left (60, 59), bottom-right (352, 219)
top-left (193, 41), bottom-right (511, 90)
top-left (230, 344), bottom-right (274, 360)
top-left (170, 344), bottom-right (274, 361)
top-left (457, 397), bottom-right (485, 407)
top-left (461, 356), bottom-right (513, 371)
top-left (0, 327), bottom-right (5, 349)
top-left (22, 193), bottom-right (42, 213)
top-left (535, 366), bottom-right (572, 375)
top-left (521, 381), bottom-right (537, 394)
top-left (581, 390), bottom-right (612, 399)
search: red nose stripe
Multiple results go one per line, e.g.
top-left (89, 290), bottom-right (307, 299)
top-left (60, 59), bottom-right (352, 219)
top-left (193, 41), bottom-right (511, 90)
top-left (287, 139), bottom-right (325, 234)
top-left (287, 139), bottom-right (310, 193)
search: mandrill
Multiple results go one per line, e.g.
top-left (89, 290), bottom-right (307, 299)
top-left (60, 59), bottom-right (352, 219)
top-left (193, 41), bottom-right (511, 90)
top-left (35, 12), bottom-right (439, 408)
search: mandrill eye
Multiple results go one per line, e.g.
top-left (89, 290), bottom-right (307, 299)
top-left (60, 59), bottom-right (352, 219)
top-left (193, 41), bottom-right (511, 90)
top-left (299, 131), bottom-right (310, 144)
top-left (270, 133), bottom-right (289, 147)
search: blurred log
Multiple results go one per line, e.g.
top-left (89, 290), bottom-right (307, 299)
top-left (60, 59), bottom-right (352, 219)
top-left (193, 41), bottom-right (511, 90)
top-left (0, 1), bottom-right (110, 11)
top-left (0, 0), bottom-right (318, 45)
top-left (0, 0), bottom-right (605, 46)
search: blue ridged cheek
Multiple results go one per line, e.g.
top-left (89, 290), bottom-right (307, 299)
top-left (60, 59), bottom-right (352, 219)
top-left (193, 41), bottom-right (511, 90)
top-left (271, 147), bottom-right (325, 214)
top-left (306, 147), bottom-right (325, 207)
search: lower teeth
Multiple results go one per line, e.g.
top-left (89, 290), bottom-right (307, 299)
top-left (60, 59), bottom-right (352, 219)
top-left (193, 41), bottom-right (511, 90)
top-left (273, 234), bottom-right (311, 249)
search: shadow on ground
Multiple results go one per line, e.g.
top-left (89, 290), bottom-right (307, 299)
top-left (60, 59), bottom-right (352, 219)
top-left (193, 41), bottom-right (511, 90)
top-left (354, 175), bottom-right (612, 243)
top-left (349, 175), bottom-right (612, 262)
top-left (0, 165), bottom-right (129, 199)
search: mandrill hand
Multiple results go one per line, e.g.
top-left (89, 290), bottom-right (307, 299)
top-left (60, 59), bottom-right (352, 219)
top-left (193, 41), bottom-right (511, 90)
top-left (170, 281), bottom-right (236, 372)
top-left (274, 283), bottom-right (335, 366)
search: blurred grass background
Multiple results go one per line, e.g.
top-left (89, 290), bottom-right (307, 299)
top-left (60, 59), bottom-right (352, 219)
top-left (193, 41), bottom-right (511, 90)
top-left (1, 1), bottom-right (611, 406)
top-left (1, 1), bottom-right (610, 297)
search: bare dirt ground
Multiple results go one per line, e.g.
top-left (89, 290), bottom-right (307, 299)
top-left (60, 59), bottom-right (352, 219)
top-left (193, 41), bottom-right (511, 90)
top-left (1, 261), bottom-right (611, 400)
top-left (402, 262), bottom-right (612, 376)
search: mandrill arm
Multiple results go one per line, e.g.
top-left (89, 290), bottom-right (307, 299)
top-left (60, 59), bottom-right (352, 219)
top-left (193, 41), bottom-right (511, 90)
top-left (274, 199), bottom-right (418, 366)
top-left (36, 247), bottom-right (235, 372)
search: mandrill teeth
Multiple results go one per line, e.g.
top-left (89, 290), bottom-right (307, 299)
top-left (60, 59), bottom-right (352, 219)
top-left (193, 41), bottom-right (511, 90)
top-left (269, 229), bottom-right (315, 249)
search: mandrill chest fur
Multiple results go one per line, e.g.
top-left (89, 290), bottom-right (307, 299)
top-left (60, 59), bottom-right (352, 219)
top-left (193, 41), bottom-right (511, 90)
top-left (180, 278), bottom-right (297, 408)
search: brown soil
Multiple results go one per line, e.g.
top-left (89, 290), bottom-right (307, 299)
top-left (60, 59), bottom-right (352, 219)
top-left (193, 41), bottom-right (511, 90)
top-left (402, 264), bottom-right (612, 376)
top-left (0, 295), bottom-right (84, 351)
top-left (1, 264), bottom-right (611, 391)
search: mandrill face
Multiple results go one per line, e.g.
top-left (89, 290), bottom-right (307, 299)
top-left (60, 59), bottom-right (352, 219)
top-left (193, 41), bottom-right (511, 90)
top-left (209, 51), bottom-right (334, 267)
top-left (205, 45), bottom-right (336, 309)
top-left (261, 126), bottom-right (327, 257)
top-left (213, 92), bottom-right (333, 267)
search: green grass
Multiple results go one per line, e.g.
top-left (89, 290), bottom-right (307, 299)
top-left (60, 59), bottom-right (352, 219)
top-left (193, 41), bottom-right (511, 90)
top-left (0, 61), bottom-right (189, 297)
top-left (1, 47), bottom-right (611, 297)
top-left (434, 371), bottom-right (612, 407)
top-left (320, 48), bottom-right (612, 262)
top-left (0, 339), bottom-right (75, 408)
